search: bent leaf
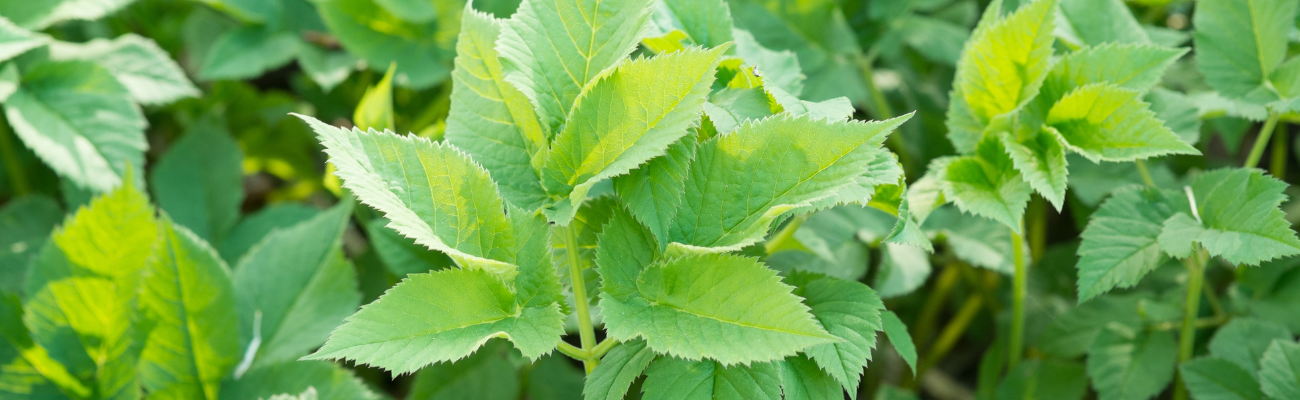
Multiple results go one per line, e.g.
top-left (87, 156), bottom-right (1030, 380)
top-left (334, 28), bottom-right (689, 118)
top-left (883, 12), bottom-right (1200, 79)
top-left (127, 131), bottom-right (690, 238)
top-left (1046, 83), bottom-right (1198, 162)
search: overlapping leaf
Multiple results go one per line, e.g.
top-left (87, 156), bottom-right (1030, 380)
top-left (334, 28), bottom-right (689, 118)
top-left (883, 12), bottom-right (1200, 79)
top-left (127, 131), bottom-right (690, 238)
top-left (1046, 83), bottom-right (1198, 162)
top-left (1075, 187), bottom-right (1186, 302)
top-left (640, 357), bottom-right (782, 400)
top-left (1158, 168), bottom-right (1300, 265)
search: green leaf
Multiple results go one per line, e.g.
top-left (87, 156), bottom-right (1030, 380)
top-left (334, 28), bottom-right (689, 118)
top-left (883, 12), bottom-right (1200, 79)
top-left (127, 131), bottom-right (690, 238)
top-left (301, 115), bottom-right (522, 277)
top-left (1046, 83), bottom-right (1199, 162)
top-left (584, 339), bottom-right (656, 400)
top-left (0, 291), bottom-right (91, 400)
top-left (540, 46), bottom-right (727, 224)
top-left (1066, 155), bottom-right (1178, 208)
top-left (1147, 88), bottom-right (1203, 146)
top-left (1193, 0), bottom-right (1297, 99)
top-left (641, 358), bottom-right (782, 400)
top-left (47, 34), bottom-right (198, 106)
top-left (198, 0), bottom-right (281, 24)
top-left (498, 0), bottom-right (654, 129)
top-left (614, 134), bottom-right (697, 246)
top-left (219, 204), bottom-right (319, 266)
top-left (652, 0), bottom-right (735, 49)
top-left (151, 116), bottom-right (244, 246)
top-left (1040, 295), bottom-right (1142, 357)
top-left (528, 354), bottom-right (585, 400)
top-left (594, 207), bottom-right (660, 302)
top-left (405, 340), bottom-right (520, 400)
top-left (1168, 168), bottom-right (1300, 265)
top-left (0, 195), bottom-right (61, 296)
top-left (316, 0), bottom-right (457, 89)
top-left (1055, 0), bottom-right (1147, 47)
top-left (924, 206), bottom-right (1024, 274)
top-left (373, 0), bottom-right (435, 23)
top-left (765, 206), bottom-right (876, 281)
top-left (0, 16), bottom-right (45, 63)
top-left (1076, 187), bottom-right (1186, 302)
top-left (778, 355), bottom-right (843, 400)
top-left (1085, 324), bottom-right (1177, 400)
top-left (444, 6), bottom-right (548, 210)
top-left (0, 0), bottom-right (137, 30)
top-left (1001, 130), bottom-right (1068, 209)
top-left (1180, 357), bottom-right (1265, 400)
top-left (938, 136), bottom-right (1032, 233)
top-left (787, 273), bottom-right (883, 394)
top-left (670, 113), bottom-right (910, 250)
top-left (352, 63), bottom-right (394, 131)
top-left (231, 201), bottom-right (360, 370)
top-left (1260, 340), bottom-right (1300, 400)
top-left (946, 0), bottom-right (1056, 152)
top-left (1039, 43), bottom-right (1187, 106)
top-left (140, 217), bottom-right (240, 400)
top-left (303, 268), bottom-right (564, 374)
top-left (509, 203), bottom-right (564, 310)
top-left (364, 218), bottom-right (453, 277)
top-left (601, 253), bottom-right (837, 365)
top-left (898, 16), bottom-right (969, 66)
top-left (1207, 318), bottom-right (1292, 378)
top-left (873, 242), bottom-right (933, 297)
top-left (996, 360), bottom-right (1088, 400)
top-left (2, 60), bottom-right (146, 193)
top-left (220, 360), bottom-right (381, 400)
top-left (23, 180), bottom-right (156, 400)
top-left (198, 26), bottom-right (300, 81)
top-left (881, 310), bottom-right (917, 375)
top-left (296, 44), bottom-right (357, 92)
top-left (731, 30), bottom-right (804, 97)
top-left (1158, 212), bottom-right (1202, 260)
top-left (726, 0), bottom-right (866, 103)
top-left (550, 197), bottom-right (614, 307)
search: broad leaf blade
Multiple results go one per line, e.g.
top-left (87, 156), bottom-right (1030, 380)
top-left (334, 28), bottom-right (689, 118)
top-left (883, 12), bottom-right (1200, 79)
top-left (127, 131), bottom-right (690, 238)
top-left (352, 64), bottom-right (394, 132)
top-left (778, 355), bottom-right (843, 400)
top-left (1056, 0), bottom-right (1147, 47)
top-left (1261, 340), bottom-right (1300, 399)
top-left (1188, 168), bottom-right (1300, 265)
top-left (584, 339), bottom-right (656, 400)
top-left (150, 116), bottom-right (244, 246)
top-left (1194, 0), bottom-right (1297, 99)
top-left (1180, 357), bottom-right (1265, 400)
top-left (1046, 83), bottom-right (1199, 162)
top-left (0, 16), bottom-right (45, 63)
top-left (1001, 130), bottom-right (1068, 209)
top-left (1085, 324), bottom-right (1177, 400)
top-left (613, 134), bottom-right (696, 246)
top-left (1039, 43), bottom-right (1186, 105)
top-left (788, 273), bottom-right (883, 394)
top-left (220, 360), bottom-right (381, 400)
top-left (0, 195), bottom-right (62, 296)
top-left (48, 34), bottom-right (199, 106)
top-left (594, 207), bottom-right (661, 302)
top-left (1206, 318), bottom-right (1292, 377)
top-left (881, 311), bottom-right (917, 375)
top-left (938, 137), bottom-right (1032, 233)
top-left (1075, 187), bottom-right (1186, 302)
top-left (641, 358), bottom-right (782, 400)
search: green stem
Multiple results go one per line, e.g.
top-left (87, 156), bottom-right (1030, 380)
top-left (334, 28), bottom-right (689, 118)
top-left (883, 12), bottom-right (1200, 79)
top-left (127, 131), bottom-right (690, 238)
top-left (912, 295), bottom-right (984, 388)
top-left (764, 214), bottom-right (809, 255)
top-left (1135, 159), bottom-right (1156, 187)
top-left (913, 264), bottom-right (960, 348)
top-left (1173, 249), bottom-right (1208, 400)
top-left (564, 223), bottom-right (598, 373)
top-left (556, 341), bottom-right (587, 360)
top-left (1271, 122), bottom-right (1288, 179)
top-left (0, 121), bottom-right (31, 196)
top-left (1245, 113), bottom-right (1281, 169)
top-left (1008, 227), bottom-right (1027, 370)
top-left (1027, 197), bottom-right (1046, 263)
top-left (590, 339), bottom-right (617, 360)
top-left (857, 54), bottom-right (911, 172)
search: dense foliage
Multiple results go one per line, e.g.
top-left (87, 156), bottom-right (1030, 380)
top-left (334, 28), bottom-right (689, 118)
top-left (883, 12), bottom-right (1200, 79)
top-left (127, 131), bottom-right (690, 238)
top-left (3, 0), bottom-right (1300, 399)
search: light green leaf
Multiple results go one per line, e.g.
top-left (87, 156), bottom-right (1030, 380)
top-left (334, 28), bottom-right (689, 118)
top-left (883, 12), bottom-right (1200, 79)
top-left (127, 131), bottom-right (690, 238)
top-left (0, 62), bottom-right (16, 102)
top-left (601, 253), bottom-right (837, 365)
top-left (1041, 295), bottom-right (1142, 358)
top-left (652, 0), bottom-right (734, 48)
top-left (219, 204), bottom-right (319, 266)
top-left (788, 273), bottom-right (883, 394)
top-left (594, 207), bottom-right (660, 302)
top-left (881, 310), bottom-right (917, 375)
top-left (0, 195), bottom-right (61, 296)
top-left (23, 180), bottom-right (155, 400)
top-left (584, 339), bottom-right (656, 400)
top-left (220, 360), bottom-right (381, 400)
top-left (641, 358), bottom-right (782, 400)
top-left (197, 0), bottom-right (281, 24)
top-left (296, 44), bottom-right (357, 92)
top-left (198, 26), bottom-right (300, 81)
top-left (364, 218), bottom-right (453, 277)
top-left (1001, 130), bottom-right (1068, 209)
top-left (1085, 324), bottom-right (1177, 400)
top-left (1039, 43), bottom-right (1187, 105)
top-left (48, 34), bottom-right (198, 106)
top-left (550, 197), bottom-right (613, 307)
top-left (316, 0), bottom-right (457, 89)
top-left (924, 207), bottom-right (1022, 274)
top-left (1147, 88), bottom-right (1202, 145)
top-left (540, 46), bottom-right (727, 224)
top-left (1169, 168), bottom-right (1300, 265)
top-left (899, 16), bottom-right (969, 66)
top-left (1076, 187), bottom-right (1186, 302)
top-left (767, 86), bottom-right (853, 122)
top-left (0, 16), bottom-right (45, 63)
top-left (670, 113), bottom-right (910, 250)
top-left (445, 6), bottom-right (548, 210)
top-left (405, 340), bottom-right (519, 400)
top-left (3, 60), bottom-right (146, 193)
top-left (725, 0), bottom-right (866, 103)
top-left (0, 0), bottom-right (136, 30)
top-left (947, 0), bottom-right (1056, 152)
top-left (302, 268), bottom-right (564, 374)
top-left (1046, 83), bottom-right (1199, 162)
top-left (938, 137), bottom-right (1032, 233)
top-left (732, 28), bottom-right (804, 97)
top-left (1260, 340), bottom-right (1300, 400)
top-left (352, 63), bottom-right (394, 131)
top-left (509, 203), bottom-right (564, 310)
top-left (140, 217), bottom-right (240, 400)
top-left (1180, 357), bottom-right (1265, 400)
top-left (1055, 0), bottom-right (1146, 47)
top-left (1193, 0), bottom-right (1297, 99)
top-left (374, 0), bottom-right (435, 23)
top-left (614, 134), bottom-right (696, 246)
top-left (1207, 318), bottom-right (1292, 378)
top-left (778, 355), bottom-right (842, 400)
top-left (231, 201), bottom-right (360, 370)
top-left (497, 0), bottom-right (654, 129)
top-left (151, 116), bottom-right (244, 246)
top-left (301, 115), bottom-right (521, 277)
top-left (0, 291), bottom-right (91, 400)
top-left (1158, 212), bottom-right (1201, 260)
top-left (873, 242), bottom-right (933, 297)
top-left (1270, 57), bottom-right (1300, 100)
top-left (766, 206), bottom-right (875, 280)
top-left (1066, 155), bottom-right (1178, 208)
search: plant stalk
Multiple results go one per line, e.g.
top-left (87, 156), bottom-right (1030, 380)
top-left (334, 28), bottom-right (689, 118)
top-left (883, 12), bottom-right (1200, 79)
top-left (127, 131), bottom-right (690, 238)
top-left (913, 264), bottom-right (960, 348)
top-left (0, 121), bottom-right (30, 196)
top-left (856, 54), bottom-right (911, 172)
top-left (1271, 122), bottom-right (1288, 179)
top-left (1008, 227), bottom-right (1027, 370)
top-left (912, 295), bottom-right (984, 387)
top-left (1027, 197), bottom-right (1046, 262)
top-left (564, 223), bottom-right (599, 373)
top-left (1173, 249), bottom-right (1208, 400)
top-left (1135, 159), bottom-right (1156, 187)
top-left (1245, 113), bottom-right (1282, 169)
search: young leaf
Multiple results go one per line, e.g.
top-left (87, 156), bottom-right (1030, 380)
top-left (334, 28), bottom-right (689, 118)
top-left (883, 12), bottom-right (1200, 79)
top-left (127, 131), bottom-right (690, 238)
top-left (947, 0), bottom-right (1056, 152)
top-left (670, 113), bottom-right (910, 250)
top-left (653, 0), bottom-right (735, 49)
top-left (1193, 0), bottom-right (1298, 99)
top-left (938, 137), bottom-right (1032, 233)
top-left (23, 179), bottom-right (156, 399)
top-left (140, 217), bottom-right (240, 400)
top-left (1046, 83), bottom-right (1199, 162)
top-left (601, 253), bottom-right (838, 365)
top-left (778, 355), bottom-right (843, 400)
top-left (445, 7), bottom-right (548, 210)
top-left (497, 0), bottom-right (654, 129)
top-left (1038, 43), bottom-right (1186, 105)
top-left (1075, 187), bottom-right (1186, 302)
top-left (0, 291), bottom-right (91, 400)
top-left (352, 63), bottom-right (394, 132)
top-left (640, 357), bottom-right (782, 400)
top-left (540, 45), bottom-right (727, 224)
top-left (302, 268), bottom-right (564, 375)
top-left (300, 115), bottom-right (521, 277)
top-left (47, 34), bottom-right (199, 106)
top-left (1260, 340), bottom-right (1300, 399)
top-left (0, 195), bottom-right (62, 295)
top-left (1206, 318), bottom-right (1292, 378)
top-left (881, 310), bottom-right (918, 375)
top-left (404, 341), bottom-right (520, 400)
top-left (509, 203), bottom-right (565, 309)
top-left (788, 273), bottom-right (884, 394)
top-left (0, 16), bottom-right (45, 63)
top-left (1179, 357), bottom-right (1265, 400)
top-left (1085, 324), bottom-right (1177, 400)
top-left (594, 206), bottom-right (661, 302)
top-left (2, 60), bottom-right (146, 193)
top-left (613, 134), bottom-right (697, 246)
top-left (219, 360), bottom-right (381, 400)
top-left (1001, 130), bottom-right (1068, 209)
top-left (584, 340), bottom-right (657, 400)
top-left (151, 116), bottom-right (244, 246)
top-left (231, 201), bottom-right (360, 370)
top-left (1165, 168), bottom-right (1300, 265)
top-left (1055, 0), bottom-right (1147, 47)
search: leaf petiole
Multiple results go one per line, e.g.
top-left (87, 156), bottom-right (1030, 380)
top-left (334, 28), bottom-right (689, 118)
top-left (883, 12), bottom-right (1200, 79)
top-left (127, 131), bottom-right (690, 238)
top-left (564, 221), bottom-right (599, 373)
top-left (1244, 112), bottom-right (1281, 169)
